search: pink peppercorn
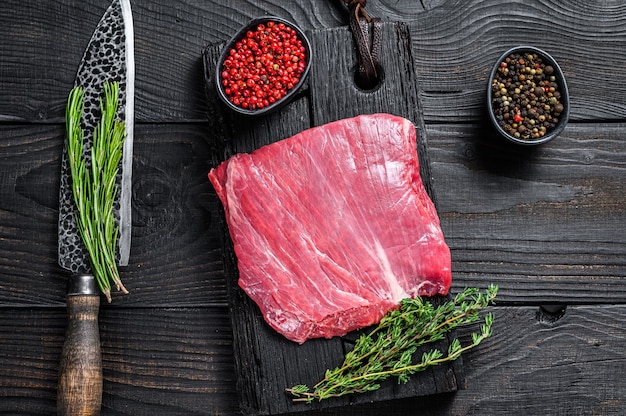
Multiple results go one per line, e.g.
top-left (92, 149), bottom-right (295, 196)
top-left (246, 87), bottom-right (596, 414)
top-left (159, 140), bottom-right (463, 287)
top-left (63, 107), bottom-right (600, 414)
top-left (221, 20), bottom-right (308, 111)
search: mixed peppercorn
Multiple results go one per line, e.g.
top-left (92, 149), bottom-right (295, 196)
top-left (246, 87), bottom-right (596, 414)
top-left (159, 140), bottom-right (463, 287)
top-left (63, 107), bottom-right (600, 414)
top-left (491, 52), bottom-right (565, 141)
top-left (220, 21), bottom-right (308, 111)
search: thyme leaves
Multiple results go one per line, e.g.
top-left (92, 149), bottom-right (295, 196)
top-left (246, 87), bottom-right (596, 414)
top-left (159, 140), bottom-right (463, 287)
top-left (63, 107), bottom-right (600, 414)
top-left (287, 285), bottom-right (498, 403)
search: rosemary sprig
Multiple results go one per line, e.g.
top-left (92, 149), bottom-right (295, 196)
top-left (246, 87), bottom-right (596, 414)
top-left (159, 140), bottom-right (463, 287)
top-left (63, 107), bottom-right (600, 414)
top-left (65, 81), bottom-right (128, 302)
top-left (287, 285), bottom-right (498, 403)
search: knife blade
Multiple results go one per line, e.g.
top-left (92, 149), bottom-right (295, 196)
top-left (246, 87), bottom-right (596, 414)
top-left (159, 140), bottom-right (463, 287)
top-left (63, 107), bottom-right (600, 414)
top-left (57, 0), bottom-right (134, 414)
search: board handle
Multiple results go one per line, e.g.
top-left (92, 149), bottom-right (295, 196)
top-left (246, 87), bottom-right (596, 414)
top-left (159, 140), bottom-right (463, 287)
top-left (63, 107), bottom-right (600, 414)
top-left (57, 274), bottom-right (102, 416)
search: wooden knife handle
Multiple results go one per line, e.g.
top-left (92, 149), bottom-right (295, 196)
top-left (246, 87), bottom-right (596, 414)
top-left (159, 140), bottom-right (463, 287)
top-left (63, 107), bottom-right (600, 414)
top-left (57, 275), bottom-right (102, 416)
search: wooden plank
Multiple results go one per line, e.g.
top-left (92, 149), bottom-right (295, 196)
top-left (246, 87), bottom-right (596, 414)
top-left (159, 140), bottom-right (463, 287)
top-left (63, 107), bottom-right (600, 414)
top-left (410, 0), bottom-right (626, 122)
top-left (0, 306), bottom-right (238, 416)
top-left (203, 21), bottom-right (463, 415)
top-left (0, 123), bottom-right (227, 307)
top-left (1, 305), bottom-right (624, 415)
top-left (2, 0), bottom-right (625, 124)
top-left (1, 121), bottom-right (623, 309)
top-left (0, 1), bottom-right (110, 122)
top-left (0, 1), bottom-right (624, 416)
top-left (115, 123), bottom-right (227, 307)
top-left (99, 307), bottom-right (237, 415)
top-left (0, 124), bottom-right (64, 305)
top-left (425, 122), bottom-right (626, 303)
top-left (436, 305), bottom-right (626, 415)
top-left (0, 0), bottom-right (349, 123)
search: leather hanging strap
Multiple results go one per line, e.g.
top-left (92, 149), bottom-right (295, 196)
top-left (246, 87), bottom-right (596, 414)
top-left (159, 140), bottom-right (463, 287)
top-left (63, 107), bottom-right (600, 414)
top-left (343, 0), bottom-right (383, 88)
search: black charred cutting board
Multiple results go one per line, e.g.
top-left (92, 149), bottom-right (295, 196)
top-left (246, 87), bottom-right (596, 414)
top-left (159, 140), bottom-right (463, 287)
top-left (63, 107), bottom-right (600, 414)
top-left (203, 21), bottom-right (463, 415)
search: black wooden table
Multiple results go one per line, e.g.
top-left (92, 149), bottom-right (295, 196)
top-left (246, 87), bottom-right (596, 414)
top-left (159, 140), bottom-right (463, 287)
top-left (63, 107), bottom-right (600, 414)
top-left (1, 1), bottom-right (625, 415)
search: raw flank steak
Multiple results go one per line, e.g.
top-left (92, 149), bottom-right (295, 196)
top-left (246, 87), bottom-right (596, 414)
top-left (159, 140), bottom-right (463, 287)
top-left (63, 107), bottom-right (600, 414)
top-left (209, 114), bottom-right (451, 344)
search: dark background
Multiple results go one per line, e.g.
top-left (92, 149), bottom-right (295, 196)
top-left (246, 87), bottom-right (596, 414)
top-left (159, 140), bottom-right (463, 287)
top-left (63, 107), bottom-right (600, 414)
top-left (1, 1), bottom-right (625, 415)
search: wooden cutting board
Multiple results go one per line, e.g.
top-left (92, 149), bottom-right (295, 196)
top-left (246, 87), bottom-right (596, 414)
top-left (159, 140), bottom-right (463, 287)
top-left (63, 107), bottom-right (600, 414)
top-left (203, 21), bottom-right (463, 415)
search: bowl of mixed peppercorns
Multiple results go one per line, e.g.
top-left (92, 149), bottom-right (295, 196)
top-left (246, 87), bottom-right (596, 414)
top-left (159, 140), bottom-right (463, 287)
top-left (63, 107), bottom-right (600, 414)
top-left (215, 16), bottom-right (312, 116)
top-left (487, 46), bottom-right (569, 145)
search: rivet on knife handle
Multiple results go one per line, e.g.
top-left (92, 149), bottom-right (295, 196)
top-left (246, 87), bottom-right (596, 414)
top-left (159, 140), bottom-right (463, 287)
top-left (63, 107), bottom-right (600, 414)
top-left (57, 274), bottom-right (102, 416)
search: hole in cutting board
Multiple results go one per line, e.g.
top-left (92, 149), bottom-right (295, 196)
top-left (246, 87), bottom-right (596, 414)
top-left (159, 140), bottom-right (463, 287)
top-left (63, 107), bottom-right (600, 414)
top-left (353, 63), bottom-right (384, 92)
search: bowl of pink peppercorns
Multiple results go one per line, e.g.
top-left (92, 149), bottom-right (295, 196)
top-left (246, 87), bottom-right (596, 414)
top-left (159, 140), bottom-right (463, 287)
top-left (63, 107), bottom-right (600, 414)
top-left (215, 16), bottom-right (312, 116)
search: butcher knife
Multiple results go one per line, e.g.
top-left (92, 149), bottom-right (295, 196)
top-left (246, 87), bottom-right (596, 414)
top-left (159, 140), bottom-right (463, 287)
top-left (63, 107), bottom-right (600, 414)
top-left (57, 0), bottom-right (134, 414)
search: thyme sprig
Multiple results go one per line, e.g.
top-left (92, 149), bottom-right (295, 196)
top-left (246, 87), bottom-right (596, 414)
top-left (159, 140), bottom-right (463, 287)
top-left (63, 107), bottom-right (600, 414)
top-left (65, 81), bottom-right (128, 302)
top-left (287, 285), bottom-right (498, 403)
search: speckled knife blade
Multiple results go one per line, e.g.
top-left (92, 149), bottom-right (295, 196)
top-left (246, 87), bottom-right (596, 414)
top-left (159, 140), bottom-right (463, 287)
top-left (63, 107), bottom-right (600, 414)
top-left (58, 0), bottom-right (135, 273)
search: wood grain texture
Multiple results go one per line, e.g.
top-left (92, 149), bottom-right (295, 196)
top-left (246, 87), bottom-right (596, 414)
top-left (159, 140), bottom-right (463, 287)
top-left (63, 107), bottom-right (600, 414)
top-left (426, 122), bottom-right (626, 304)
top-left (0, 123), bottom-right (226, 307)
top-left (2, 305), bottom-right (624, 415)
top-left (1, 0), bottom-right (625, 414)
top-left (410, 0), bottom-right (626, 122)
top-left (0, 307), bottom-right (237, 416)
top-left (57, 294), bottom-right (103, 416)
top-left (0, 0), bottom-right (348, 123)
top-left (1, 0), bottom-right (624, 123)
top-left (2, 121), bottom-right (623, 307)
top-left (436, 305), bottom-right (626, 415)
top-left (0, 1), bottom-right (110, 122)
top-left (316, 305), bottom-right (626, 416)
top-left (0, 124), bottom-right (67, 305)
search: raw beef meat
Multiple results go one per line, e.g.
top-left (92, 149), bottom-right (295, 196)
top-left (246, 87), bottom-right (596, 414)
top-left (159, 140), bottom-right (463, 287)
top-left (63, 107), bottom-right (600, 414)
top-left (209, 114), bottom-right (451, 344)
